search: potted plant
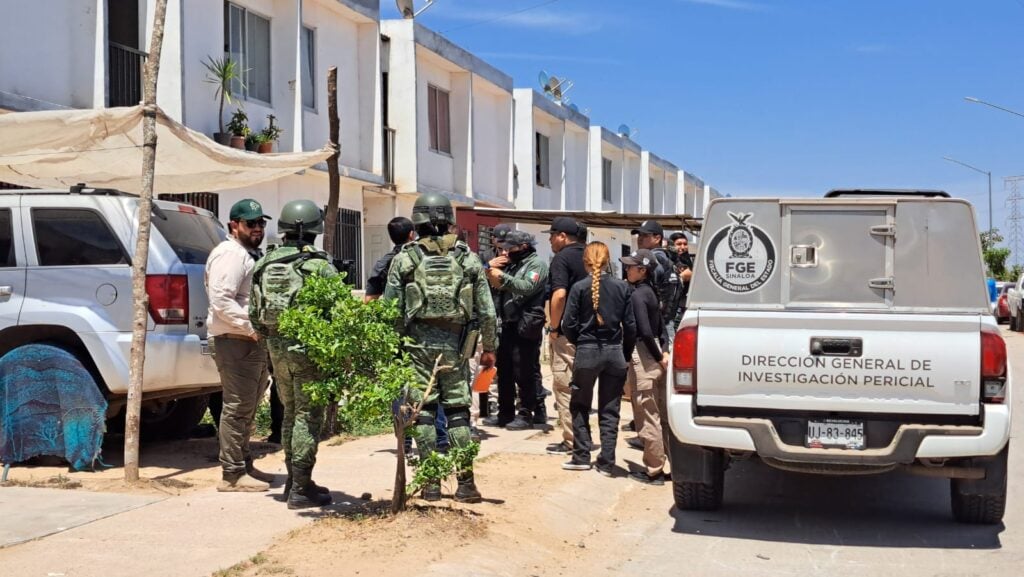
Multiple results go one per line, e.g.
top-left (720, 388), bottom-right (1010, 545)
top-left (202, 56), bottom-right (245, 146)
top-left (258, 114), bottom-right (283, 153)
top-left (227, 109), bottom-right (248, 149)
top-left (245, 131), bottom-right (260, 152)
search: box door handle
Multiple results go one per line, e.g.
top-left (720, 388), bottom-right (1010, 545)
top-left (810, 337), bottom-right (863, 357)
top-left (870, 224), bottom-right (896, 237)
top-left (0, 286), bottom-right (11, 298)
top-left (868, 277), bottom-right (894, 290)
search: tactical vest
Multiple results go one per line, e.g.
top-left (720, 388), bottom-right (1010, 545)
top-left (250, 245), bottom-right (330, 331)
top-left (652, 248), bottom-right (682, 320)
top-left (402, 236), bottom-right (475, 324)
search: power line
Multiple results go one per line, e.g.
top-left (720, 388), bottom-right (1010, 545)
top-left (441, 0), bottom-right (562, 34)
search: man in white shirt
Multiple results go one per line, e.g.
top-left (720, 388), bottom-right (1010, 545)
top-left (206, 199), bottom-right (274, 492)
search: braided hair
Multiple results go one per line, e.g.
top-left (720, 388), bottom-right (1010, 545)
top-left (583, 242), bottom-right (611, 326)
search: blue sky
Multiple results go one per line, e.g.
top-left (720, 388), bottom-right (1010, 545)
top-left (382, 0), bottom-right (1024, 249)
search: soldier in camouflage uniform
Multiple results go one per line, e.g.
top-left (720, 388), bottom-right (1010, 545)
top-left (250, 200), bottom-right (337, 510)
top-left (383, 193), bottom-right (497, 503)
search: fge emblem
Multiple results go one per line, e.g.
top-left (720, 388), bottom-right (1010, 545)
top-left (706, 212), bottom-right (777, 294)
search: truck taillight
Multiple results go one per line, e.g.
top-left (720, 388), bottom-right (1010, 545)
top-left (146, 275), bottom-right (189, 325)
top-left (981, 328), bottom-right (1007, 403)
top-left (673, 325), bottom-right (698, 394)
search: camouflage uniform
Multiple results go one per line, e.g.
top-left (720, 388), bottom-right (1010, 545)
top-left (383, 234), bottom-right (497, 461)
top-left (251, 242), bottom-right (337, 506)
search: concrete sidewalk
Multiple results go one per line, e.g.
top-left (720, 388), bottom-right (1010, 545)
top-left (0, 422), bottom-right (554, 577)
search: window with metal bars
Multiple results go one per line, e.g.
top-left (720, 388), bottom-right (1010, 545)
top-left (325, 207), bottom-right (363, 289)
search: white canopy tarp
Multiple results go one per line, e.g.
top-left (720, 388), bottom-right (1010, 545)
top-left (0, 105), bottom-right (334, 193)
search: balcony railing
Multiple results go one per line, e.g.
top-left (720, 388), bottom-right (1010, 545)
top-left (108, 42), bottom-right (147, 107)
top-left (383, 127), bottom-right (396, 188)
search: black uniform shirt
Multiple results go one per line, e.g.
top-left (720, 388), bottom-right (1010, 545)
top-left (628, 282), bottom-right (664, 361)
top-left (365, 244), bottom-right (402, 297)
top-left (563, 274), bottom-right (637, 352)
top-left (549, 243), bottom-right (588, 294)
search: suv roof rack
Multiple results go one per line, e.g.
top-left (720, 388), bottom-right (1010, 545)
top-left (0, 183), bottom-right (134, 196)
top-left (825, 189), bottom-right (951, 199)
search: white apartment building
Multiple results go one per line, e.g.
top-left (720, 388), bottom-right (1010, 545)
top-left (641, 151), bottom-right (679, 216)
top-left (1, 0), bottom-right (383, 286)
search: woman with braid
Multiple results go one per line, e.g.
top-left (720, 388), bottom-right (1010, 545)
top-left (560, 242), bottom-right (637, 476)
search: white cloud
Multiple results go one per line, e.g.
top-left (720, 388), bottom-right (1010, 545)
top-left (437, 4), bottom-right (602, 35)
top-left (678, 0), bottom-right (765, 11)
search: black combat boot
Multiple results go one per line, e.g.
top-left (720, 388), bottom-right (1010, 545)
top-left (422, 482), bottom-right (442, 502)
top-left (287, 466), bottom-right (333, 510)
top-left (454, 473), bottom-right (482, 504)
top-left (283, 461), bottom-right (330, 499)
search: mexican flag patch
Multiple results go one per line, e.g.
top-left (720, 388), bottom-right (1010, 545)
top-left (529, 271), bottom-right (540, 282)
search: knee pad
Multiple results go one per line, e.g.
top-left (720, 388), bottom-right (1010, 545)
top-left (446, 407), bottom-right (471, 430)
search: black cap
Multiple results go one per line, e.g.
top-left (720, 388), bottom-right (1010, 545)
top-left (491, 223), bottom-right (512, 239)
top-left (497, 230), bottom-right (535, 249)
top-left (631, 220), bottom-right (664, 237)
top-left (542, 216), bottom-right (582, 235)
top-left (620, 249), bottom-right (655, 268)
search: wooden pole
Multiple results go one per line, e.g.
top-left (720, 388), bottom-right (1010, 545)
top-left (323, 67), bottom-right (340, 257)
top-left (124, 0), bottom-right (169, 482)
top-left (321, 67), bottom-right (341, 438)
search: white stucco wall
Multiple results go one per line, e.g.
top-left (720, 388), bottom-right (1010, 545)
top-left (623, 151), bottom-right (641, 213)
top-left (564, 126), bottom-right (589, 211)
top-left (472, 82), bottom-right (512, 203)
top-left (1, 0), bottom-right (98, 110)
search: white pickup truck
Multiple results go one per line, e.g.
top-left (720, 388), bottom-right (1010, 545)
top-left (668, 190), bottom-right (1010, 524)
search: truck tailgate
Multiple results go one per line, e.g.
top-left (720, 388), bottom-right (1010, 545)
top-left (695, 310), bottom-right (981, 416)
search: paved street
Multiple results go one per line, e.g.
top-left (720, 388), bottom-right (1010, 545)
top-left (553, 326), bottom-right (1024, 576)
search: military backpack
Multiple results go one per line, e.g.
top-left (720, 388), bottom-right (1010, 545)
top-left (250, 246), bottom-right (330, 332)
top-left (402, 237), bottom-right (475, 324)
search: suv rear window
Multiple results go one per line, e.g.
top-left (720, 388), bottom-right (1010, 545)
top-left (0, 209), bottom-right (13, 267)
top-left (32, 208), bottom-right (129, 266)
top-left (153, 209), bottom-right (226, 265)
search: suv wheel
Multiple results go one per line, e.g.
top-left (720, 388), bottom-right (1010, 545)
top-left (140, 395), bottom-right (211, 440)
top-left (950, 446), bottom-right (1008, 525)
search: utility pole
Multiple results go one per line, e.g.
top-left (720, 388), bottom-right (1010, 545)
top-left (1007, 176), bottom-right (1024, 268)
top-left (125, 0), bottom-right (169, 482)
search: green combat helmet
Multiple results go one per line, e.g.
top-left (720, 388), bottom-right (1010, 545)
top-left (279, 199), bottom-right (324, 236)
top-left (411, 192), bottom-right (455, 232)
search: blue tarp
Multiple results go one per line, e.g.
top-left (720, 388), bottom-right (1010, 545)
top-left (0, 344), bottom-right (106, 471)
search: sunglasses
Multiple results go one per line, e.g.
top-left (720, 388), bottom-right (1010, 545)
top-left (244, 219), bottom-right (266, 228)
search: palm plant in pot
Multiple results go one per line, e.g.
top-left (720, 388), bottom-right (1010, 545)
top-left (227, 109), bottom-right (249, 149)
top-left (257, 114), bottom-right (283, 153)
top-left (202, 56), bottom-right (245, 146)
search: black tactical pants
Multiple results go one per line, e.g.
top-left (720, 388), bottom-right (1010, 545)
top-left (496, 327), bottom-right (542, 422)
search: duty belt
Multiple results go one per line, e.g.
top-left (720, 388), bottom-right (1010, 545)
top-left (420, 318), bottom-right (466, 332)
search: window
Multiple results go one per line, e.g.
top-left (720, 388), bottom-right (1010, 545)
top-left (32, 209), bottom-right (128, 266)
top-left (225, 2), bottom-right (271, 104)
top-left (152, 211), bottom-right (226, 265)
top-left (650, 177), bottom-right (656, 212)
top-left (602, 158), bottom-right (613, 203)
top-left (535, 132), bottom-right (550, 188)
top-left (158, 192), bottom-right (220, 218)
top-left (427, 85), bottom-right (451, 154)
top-left (0, 209), bottom-right (14, 267)
top-left (325, 207), bottom-right (363, 289)
top-left (301, 26), bottom-right (315, 110)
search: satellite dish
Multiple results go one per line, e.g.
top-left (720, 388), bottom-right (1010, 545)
top-left (538, 71), bottom-right (550, 91)
top-left (617, 124), bottom-right (631, 137)
top-left (396, 0), bottom-right (436, 19)
top-left (568, 103), bottom-right (579, 112)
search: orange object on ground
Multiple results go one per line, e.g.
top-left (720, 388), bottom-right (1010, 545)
top-left (472, 366), bottom-right (497, 393)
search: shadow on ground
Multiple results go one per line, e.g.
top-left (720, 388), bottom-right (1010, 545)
top-left (671, 459), bottom-right (1003, 549)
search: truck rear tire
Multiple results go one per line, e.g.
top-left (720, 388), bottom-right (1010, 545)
top-left (672, 449), bottom-right (725, 511)
top-left (950, 446), bottom-right (1008, 525)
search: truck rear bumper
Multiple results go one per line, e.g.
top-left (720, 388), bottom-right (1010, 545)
top-left (667, 394), bottom-right (1010, 464)
top-left (81, 331), bottom-right (220, 395)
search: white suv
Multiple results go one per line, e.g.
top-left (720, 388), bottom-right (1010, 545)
top-left (669, 190), bottom-right (1010, 524)
top-left (0, 186), bottom-right (225, 438)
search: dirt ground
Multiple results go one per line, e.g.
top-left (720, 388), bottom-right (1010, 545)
top-left (0, 431), bottom-right (286, 496)
top-left (218, 450), bottom-right (671, 577)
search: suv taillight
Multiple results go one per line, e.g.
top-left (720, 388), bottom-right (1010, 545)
top-left (673, 325), bottom-right (698, 394)
top-left (981, 328), bottom-right (1007, 403)
top-left (146, 275), bottom-right (189, 325)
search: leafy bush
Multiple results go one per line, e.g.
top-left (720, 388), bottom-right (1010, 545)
top-left (277, 274), bottom-right (417, 424)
